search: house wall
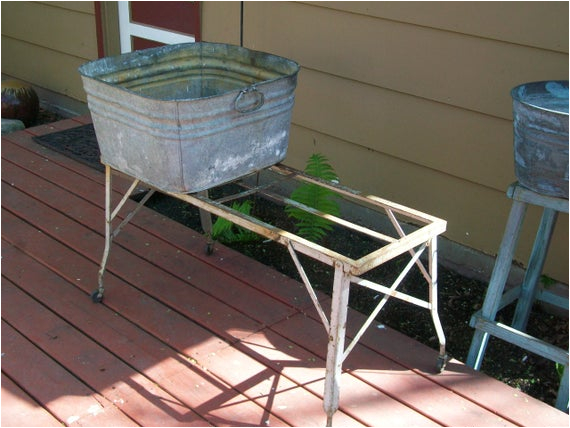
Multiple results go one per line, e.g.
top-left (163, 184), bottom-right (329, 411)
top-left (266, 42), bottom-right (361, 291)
top-left (238, 1), bottom-right (569, 283)
top-left (1, 1), bottom-right (98, 102)
top-left (201, 1), bottom-right (241, 45)
top-left (1, 1), bottom-right (568, 283)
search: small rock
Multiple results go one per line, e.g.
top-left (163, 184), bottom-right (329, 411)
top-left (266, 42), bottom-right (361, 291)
top-left (1, 118), bottom-right (25, 134)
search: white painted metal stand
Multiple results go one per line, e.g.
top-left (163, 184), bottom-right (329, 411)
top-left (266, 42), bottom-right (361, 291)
top-left (94, 163), bottom-right (448, 425)
top-left (467, 182), bottom-right (569, 412)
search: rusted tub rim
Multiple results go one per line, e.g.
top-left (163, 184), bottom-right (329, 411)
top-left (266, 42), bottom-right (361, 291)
top-left (78, 42), bottom-right (300, 103)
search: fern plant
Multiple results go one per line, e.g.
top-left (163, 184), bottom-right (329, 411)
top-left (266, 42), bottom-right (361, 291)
top-left (211, 200), bottom-right (259, 244)
top-left (285, 153), bottom-right (340, 242)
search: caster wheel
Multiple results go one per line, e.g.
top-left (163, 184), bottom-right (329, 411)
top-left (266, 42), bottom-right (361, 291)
top-left (205, 242), bottom-right (214, 255)
top-left (436, 354), bottom-right (449, 373)
top-left (91, 290), bottom-right (104, 303)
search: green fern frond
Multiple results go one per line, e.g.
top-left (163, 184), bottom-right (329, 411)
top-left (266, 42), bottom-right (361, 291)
top-left (304, 153), bottom-right (338, 182)
top-left (285, 153), bottom-right (340, 242)
top-left (212, 200), bottom-right (259, 244)
top-left (556, 362), bottom-right (565, 380)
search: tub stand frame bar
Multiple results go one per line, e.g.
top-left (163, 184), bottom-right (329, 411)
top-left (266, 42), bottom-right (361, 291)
top-left (94, 163), bottom-right (448, 426)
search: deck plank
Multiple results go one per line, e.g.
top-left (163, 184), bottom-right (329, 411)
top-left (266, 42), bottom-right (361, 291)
top-left (0, 174), bottom-right (357, 425)
top-left (2, 129), bottom-right (315, 308)
top-left (2, 136), bottom-right (316, 314)
top-left (2, 139), bottom-right (301, 327)
top-left (2, 278), bottom-right (212, 427)
top-left (1, 320), bottom-right (138, 427)
top-left (1, 242), bottom-right (283, 427)
top-left (0, 172), bottom-right (266, 344)
top-left (353, 316), bottom-right (569, 427)
top-left (0, 210), bottom-right (293, 425)
top-left (1, 143), bottom-right (363, 427)
top-left (2, 122), bottom-right (569, 427)
top-left (204, 333), bottom-right (440, 427)
top-left (1, 136), bottom-right (358, 425)
top-left (270, 313), bottom-right (515, 427)
top-left (1, 372), bottom-right (65, 427)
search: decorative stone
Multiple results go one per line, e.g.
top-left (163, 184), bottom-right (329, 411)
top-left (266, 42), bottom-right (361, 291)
top-left (1, 79), bottom-right (40, 127)
top-left (1, 118), bottom-right (25, 135)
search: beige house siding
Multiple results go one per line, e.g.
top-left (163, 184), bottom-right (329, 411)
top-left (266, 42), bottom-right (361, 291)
top-left (1, 1), bottom-right (98, 101)
top-left (1, 1), bottom-right (568, 282)
top-left (201, 1), bottom-right (241, 45)
top-left (240, 1), bottom-right (568, 282)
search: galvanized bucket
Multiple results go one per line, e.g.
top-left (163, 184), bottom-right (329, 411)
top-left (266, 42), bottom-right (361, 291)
top-left (78, 42), bottom-right (299, 193)
top-left (511, 81), bottom-right (569, 199)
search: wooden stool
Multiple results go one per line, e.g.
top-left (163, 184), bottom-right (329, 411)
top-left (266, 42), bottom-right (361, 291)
top-left (467, 182), bottom-right (569, 411)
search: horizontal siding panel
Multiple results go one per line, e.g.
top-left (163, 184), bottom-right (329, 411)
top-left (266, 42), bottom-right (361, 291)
top-left (244, 1), bottom-right (568, 120)
top-left (245, 1), bottom-right (568, 282)
top-left (286, 125), bottom-right (569, 282)
top-left (1, 1), bottom-right (97, 60)
top-left (293, 68), bottom-right (515, 192)
top-left (201, 1), bottom-right (241, 45)
top-left (36, 1), bottom-right (95, 14)
top-left (305, 1), bottom-right (569, 53)
top-left (1, 37), bottom-right (89, 102)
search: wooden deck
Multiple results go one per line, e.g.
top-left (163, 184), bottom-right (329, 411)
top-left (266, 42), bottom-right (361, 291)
top-left (2, 116), bottom-right (568, 427)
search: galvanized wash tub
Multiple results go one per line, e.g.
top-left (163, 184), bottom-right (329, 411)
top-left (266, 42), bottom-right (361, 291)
top-left (79, 43), bottom-right (299, 193)
top-left (511, 81), bottom-right (569, 199)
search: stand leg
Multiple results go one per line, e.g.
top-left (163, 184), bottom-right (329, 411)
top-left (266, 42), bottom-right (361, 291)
top-left (512, 208), bottom-right (558, 331)
top-left (198, 190), bottom-right (215, 254)
top-left (323, 261), bottom-right (351, 427)
top-left (467, 200), bottom-right (528, 369)
top-left (93, 165), bottom-right (113, 303)
top-left (92, 166), bottom-right (150, 302)
top-left (429, 237), bottom-right (448, 371)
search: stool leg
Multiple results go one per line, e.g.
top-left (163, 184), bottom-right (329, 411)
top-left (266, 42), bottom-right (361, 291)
top-left (467, 200), bottom-right (528, 369)
top-left (512, 208), bottom-right (558, 331)
top-left (555, 364), bottom-right (569, 412)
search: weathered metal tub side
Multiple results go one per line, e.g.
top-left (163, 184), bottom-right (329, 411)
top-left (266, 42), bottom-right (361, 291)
top-left (78, 43), bottom-right (299, 193)
top-left (511, 80), bottom-right (569, 199)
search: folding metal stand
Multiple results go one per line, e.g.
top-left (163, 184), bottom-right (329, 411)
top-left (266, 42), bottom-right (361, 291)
top-left (467, 182), bottom-right (569, 411)
top-left (94, 163), bottom-right (448, 426)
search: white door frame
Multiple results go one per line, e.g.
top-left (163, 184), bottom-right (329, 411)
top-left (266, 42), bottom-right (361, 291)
top-left (118, 1), bottom-right (196, 53)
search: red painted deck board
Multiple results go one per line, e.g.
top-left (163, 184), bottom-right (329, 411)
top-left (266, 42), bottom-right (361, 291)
top-left (2, 281), bottom-right (211, 427)
top-left (2, 139), bottom-right (303, 327)
top-left (1, 373), bottom-right (63, 427)
top-left (1, 320), bottom-right (138, 427)
top-left (2, 119), bottom-right (569, 427)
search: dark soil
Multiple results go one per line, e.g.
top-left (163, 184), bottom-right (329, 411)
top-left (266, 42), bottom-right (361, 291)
top-left (31, 107), bottom-right (67, 127)
top-left (136, 187), bottom-right (568, 409)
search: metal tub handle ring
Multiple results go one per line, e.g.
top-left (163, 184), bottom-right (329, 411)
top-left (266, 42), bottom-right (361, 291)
top-left (234, 86), bottom-right (264, 113)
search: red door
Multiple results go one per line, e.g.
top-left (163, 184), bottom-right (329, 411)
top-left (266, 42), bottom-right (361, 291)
top-left (113, 1), bottom-right (200, 53)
